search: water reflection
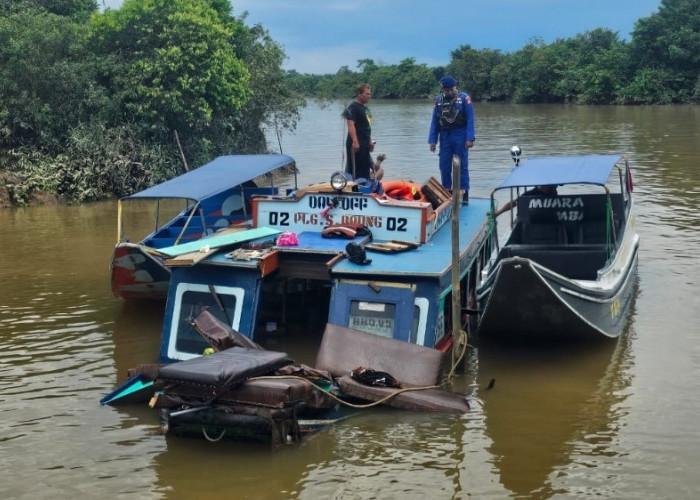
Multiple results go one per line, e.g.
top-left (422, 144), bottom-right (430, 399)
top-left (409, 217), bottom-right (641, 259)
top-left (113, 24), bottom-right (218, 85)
top-left (476, 279), bottom-right (639, 498)
top-left (112, 300), bottom-right (165, 383)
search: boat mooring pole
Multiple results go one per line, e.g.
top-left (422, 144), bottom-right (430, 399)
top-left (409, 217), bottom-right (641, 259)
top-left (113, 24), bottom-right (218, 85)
top-left (451, 154), bottom-right (465, 372)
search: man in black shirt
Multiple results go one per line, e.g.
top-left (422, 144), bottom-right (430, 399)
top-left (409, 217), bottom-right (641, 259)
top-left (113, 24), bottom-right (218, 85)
top-left (342, 83), bottom-right (374, 180)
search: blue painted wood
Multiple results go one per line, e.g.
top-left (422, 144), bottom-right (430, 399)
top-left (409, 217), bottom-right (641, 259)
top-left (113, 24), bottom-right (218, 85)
top-left (157, 227), bottom-right (280, 257)
top-left (332, 198), bottom-right (491, 276)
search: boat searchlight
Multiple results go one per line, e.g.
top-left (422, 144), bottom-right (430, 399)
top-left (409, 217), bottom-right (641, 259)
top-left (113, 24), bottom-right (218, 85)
top-left (330, 171), bottom-right (349, 192)
top-left (510, 145), bottom-right (522, 166)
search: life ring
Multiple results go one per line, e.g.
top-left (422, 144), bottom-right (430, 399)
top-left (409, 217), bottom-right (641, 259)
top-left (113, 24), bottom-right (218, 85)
top-left (382, 180), bottom-right (428, 202)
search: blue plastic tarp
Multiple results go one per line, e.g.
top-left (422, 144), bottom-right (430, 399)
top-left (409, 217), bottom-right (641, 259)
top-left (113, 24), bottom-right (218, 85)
top-left (124, 154), bottom-right (295, 201)
top-left (495, 155), bottom-right (622, 191)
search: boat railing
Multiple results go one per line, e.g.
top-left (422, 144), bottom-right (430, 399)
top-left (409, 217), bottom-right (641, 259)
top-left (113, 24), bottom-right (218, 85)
top-left (500, 243), bottom-right (609, 280)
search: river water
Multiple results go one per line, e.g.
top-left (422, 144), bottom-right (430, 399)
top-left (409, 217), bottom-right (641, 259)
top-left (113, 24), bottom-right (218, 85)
top-left (1, 101), bottom-right (698, 499)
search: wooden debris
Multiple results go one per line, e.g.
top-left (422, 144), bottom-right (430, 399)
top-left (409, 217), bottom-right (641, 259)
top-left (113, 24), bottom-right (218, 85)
top-left (421, 176), bottom-right (451, 209)
top-left (365, 240), bottom-right (418, 253)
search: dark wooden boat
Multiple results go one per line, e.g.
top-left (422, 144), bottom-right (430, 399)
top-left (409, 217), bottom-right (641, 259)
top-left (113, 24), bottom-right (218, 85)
top-left (477, 151), bottom-right (639, 341)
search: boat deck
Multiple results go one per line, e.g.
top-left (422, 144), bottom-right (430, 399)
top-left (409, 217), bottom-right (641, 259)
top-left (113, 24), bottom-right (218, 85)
top-left (333, 198), bottom-right (490, 277)
top-left (203, 198), bottom-right (490, 278)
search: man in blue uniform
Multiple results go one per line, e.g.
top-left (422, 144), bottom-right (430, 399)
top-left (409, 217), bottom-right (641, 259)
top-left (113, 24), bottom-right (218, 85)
top-left (428, 76), bottom-right (475, 204)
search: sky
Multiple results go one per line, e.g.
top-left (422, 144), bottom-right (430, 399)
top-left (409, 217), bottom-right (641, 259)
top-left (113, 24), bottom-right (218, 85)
top-left (100, 0), bottom-right (663, 75)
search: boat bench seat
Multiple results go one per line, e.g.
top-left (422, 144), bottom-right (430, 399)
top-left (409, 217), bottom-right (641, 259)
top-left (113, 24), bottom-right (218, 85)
top-left (566, 217), bottom-right (620, 245)
top-left (520, 220), bottom-right (568, 244)
top-left (153, 317), bottom-right (469, 417)
top-left (153, 311), bottom-right (336, 410)
top-left (315, 323), bottom-right (470, 414)
top-left (169, 215), bottom-right (247, 230)
top-left (516, 194), bottom-right (625, 246)
top-left (502, 244), bottom-right (609, 280)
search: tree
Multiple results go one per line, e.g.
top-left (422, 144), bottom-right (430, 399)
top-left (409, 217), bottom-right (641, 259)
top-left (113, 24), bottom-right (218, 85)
top-left (449, 45), bottom-right (505, 101)
top-left (508, 38), bottom-right (564, 103)
top-left (89, 0), bottom-right (251, 155)
top-left (224, 19), bottom-right (305, 155)
top-left (0, 0), bottom-right (97, 21)
top-left (0, 10), bottom-right (108, 149)
top-left (627, 0), bottom-right (700, 103)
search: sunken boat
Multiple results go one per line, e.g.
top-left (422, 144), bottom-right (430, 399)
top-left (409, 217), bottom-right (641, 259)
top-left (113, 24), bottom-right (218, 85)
top-left (103, 164), bottom-right (494, 446)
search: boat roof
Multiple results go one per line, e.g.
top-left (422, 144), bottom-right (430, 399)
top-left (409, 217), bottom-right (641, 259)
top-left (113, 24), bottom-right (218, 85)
top-left (123, 154), bottom-right (295, 201)
top-left (495, 154), bottom-right (623, 191)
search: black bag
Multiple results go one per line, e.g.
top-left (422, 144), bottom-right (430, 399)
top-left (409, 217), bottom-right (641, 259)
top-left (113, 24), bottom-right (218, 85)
top-left (345, 242), bottom-right (371, 265)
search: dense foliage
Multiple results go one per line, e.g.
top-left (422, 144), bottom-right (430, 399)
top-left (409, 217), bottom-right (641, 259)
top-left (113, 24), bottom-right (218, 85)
top-left (0, 0), bottom-right (696, 206)
top-left (288, 0), bottom-right (699, 106)
top-left (0, 0), bottom-right (301, 205)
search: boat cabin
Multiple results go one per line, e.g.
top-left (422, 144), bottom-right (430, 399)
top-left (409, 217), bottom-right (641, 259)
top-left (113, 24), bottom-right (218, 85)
top-left (491, 155), bottom-right (634, 281)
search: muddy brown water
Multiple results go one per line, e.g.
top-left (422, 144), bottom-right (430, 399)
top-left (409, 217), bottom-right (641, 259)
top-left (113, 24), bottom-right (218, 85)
top-left (1, 102), bottom-right (698, 499)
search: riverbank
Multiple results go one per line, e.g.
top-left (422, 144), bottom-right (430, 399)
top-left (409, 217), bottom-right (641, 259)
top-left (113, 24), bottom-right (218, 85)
top-left (0, 172), bottom-right (62, 207)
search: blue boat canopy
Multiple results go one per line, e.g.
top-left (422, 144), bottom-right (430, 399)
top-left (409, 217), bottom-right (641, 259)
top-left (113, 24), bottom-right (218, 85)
top-left (495, 154), bottom-right (623, 191)
top-left (124, 154), bottom-right (295, 201)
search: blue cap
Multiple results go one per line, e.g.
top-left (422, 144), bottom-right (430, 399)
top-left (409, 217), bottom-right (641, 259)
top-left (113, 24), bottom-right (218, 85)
top-left (440, 76), bottom-right (457, 88)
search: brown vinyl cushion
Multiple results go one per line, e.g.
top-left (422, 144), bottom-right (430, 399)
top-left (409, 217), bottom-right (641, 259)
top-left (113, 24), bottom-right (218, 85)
top-left (337, 375), bottom-right (469, 414)
top-left (191, 309), bottom-right (263, 351)
top-left (314, 323), bottom-right (445, 386)
top-left (219, 377), bottom-right (336, 409)
top-left (152, 377), bottom-right (336, 410)
top-left (157, 347), bottom-right (293, 399)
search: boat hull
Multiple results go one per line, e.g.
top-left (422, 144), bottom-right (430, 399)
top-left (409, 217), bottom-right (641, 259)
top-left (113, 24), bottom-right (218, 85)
top-left (477, 247), bottom-right (638, 341)
top-left (110, 243), bottom-right (171, 300)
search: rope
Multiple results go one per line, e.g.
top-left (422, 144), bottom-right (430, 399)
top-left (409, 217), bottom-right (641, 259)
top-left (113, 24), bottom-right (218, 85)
top-left (201, 425), bottom-right (226, 442)
top-left (445, 330), bottom-right (477, 381)
top-left (248, 374), bottom-right (441, 409)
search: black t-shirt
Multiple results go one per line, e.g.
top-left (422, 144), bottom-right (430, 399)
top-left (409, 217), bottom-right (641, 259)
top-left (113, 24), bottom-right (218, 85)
top-left (342, 101), bottom-right (372, 147)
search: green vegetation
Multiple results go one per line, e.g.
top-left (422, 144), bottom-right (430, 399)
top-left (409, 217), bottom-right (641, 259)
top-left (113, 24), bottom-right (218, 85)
top-left (0, 0), bottom-right (302, 205)
top-left (288, 0), bottom-right (699, 106)
top-left (0, 0), bottom-right (696, 205)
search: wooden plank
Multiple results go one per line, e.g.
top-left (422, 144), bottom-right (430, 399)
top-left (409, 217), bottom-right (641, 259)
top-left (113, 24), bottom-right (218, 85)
top-left (428, 177), bottom-right (451, 201)
top-left (257, 250), bottom-right (280, 277)
top-left (158, 226), bottom-right (280, 257)
top-left (295, 182), bottom-right (358, 196)
top-left (365, 240), bottom-right (417, 253)
top-left (164, 249), bottom-right (216, 266)
top-left (422, 177), bottom-right (451, 208)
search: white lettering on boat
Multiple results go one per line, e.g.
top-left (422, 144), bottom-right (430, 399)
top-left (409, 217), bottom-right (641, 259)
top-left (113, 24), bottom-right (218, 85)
top-left (529, 196), bottom-right (586, 221)
top-left (307, 194), bottom-right (369, 212)
top-left (528, 197), bottom-right (584, 209)
top-left (556, 211), bottom-right (584, 221)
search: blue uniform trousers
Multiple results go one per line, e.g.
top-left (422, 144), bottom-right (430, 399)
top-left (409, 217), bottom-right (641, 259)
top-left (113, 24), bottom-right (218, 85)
top-left (438, 129), bottom-right (470, 191)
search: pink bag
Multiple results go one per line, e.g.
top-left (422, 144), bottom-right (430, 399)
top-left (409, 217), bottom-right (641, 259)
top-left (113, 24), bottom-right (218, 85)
top-left (276, 232), bottom-right (299, 246)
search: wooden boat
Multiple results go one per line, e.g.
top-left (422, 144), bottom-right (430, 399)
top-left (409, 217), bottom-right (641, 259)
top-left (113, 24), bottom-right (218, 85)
top-left (109, 154), bottom-right (295, 300)
top-left (103, 167), bottom-right (494, 446)
top-left (476, 151), bottom-right (640, 341)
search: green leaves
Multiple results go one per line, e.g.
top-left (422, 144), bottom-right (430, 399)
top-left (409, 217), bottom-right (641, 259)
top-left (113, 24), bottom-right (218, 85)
top-left (91, 0), bottom-right (250, 136)
top-left (0, 0), bottom-right (303, 205)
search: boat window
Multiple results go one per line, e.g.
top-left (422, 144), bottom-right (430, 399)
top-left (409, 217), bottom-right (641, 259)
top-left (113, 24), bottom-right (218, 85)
top-left (412, 297), bottom-right (429, 345)
top-left (349, 300), bottom-right (396, 338)
top-left (167, 283), bottom-right (245, 360)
